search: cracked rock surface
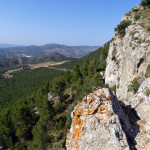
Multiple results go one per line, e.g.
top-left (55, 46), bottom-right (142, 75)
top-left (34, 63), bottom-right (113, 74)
top-left (66, 88), bottom-right (139, 150)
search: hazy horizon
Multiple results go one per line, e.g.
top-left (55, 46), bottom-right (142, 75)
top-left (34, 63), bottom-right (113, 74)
top-left (0, 43), bottom-right (100, 47)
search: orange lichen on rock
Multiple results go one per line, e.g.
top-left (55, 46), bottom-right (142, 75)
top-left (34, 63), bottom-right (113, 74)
top-left (87, 96), bottom-right (93, 104)
top-left (66, 88), bottom-right (113, 150)
top-left (74, 104), bottom-right (83, 116)
top-left (72, 115), bottom-right (84, 149)
top-left (106, 95), bottom-right (112, 101)
top-left (66, 104), bottom-right (85, 149)
top-left (100, 105), bottom-right (105, 111)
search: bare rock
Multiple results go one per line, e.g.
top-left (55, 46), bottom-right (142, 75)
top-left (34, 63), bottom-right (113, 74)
top-left (105, 5), bottom-right (150, 150)
top-left (66, 88), bottom-right (137, 150)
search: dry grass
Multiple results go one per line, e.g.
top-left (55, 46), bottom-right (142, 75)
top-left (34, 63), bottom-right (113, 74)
top-left (141, 8), bottom-right (150, 18)
top-left (145, 22), bottom-right (150, 31)
top-left (2, 68), bottom-right (23, 78)
top-left (137, 119), bottom-right (146, 129)
top-left (2, 61), bottom-right (69, 78)
top-left (139, 8), bottom-right (150, 31)
top-left (29, 60), bottom-right (68, 69)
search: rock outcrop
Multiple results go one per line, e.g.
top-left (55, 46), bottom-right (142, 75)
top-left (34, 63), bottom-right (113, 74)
top-left (66, 5), bottom-right (150, 150)
top-left (105, 5), bottom-right (150, 101)
top-left (66, 88), bottom-right (140, 150)
top-left (105, 5), bottom-right (150, 150)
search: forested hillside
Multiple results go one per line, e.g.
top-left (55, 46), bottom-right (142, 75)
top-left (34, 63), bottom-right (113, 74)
top-left (53, 42), bottom-right (110, 69)
top-left (0, 42), bottom-right (110, 150)
top-left (0, 0), bottom-right (149, 149)
top-left (0, 68), bottom-right (64, 107)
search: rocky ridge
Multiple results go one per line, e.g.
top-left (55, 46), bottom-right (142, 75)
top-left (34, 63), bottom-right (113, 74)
top-left (105, 5), bottom-right (150, 150)
top-left (105, 5), bottom-right (150, 101)
top-left (66, 88), bottom-right (140, 150)
top-left (66, 4), bottom-right (150, 150)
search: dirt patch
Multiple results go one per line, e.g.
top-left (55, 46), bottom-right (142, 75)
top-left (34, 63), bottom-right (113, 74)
top-left (2, 68), bottom-right (23, 78)
top-left (28, 61), bottom-right (68, 69)
top-left (2, 61), bottom-right (69, 78)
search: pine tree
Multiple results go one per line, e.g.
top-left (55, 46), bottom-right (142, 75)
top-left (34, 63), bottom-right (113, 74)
top-left (30, 120), bottom-right (51, 150)
top-left (81, 59), bottom-right (89, 77)
top-left (11, 103), bottom-right (35, 138)
top-left (50, 77), bottom-right (66, 99)
top-left (0, 109), bottom-right (14, 148)
top-left (64, 70), bottom-right (72, 86)
top-left (88, 59), bottom-right (97, 77)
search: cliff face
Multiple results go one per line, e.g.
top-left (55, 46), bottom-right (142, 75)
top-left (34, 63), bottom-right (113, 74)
top-left (105, 5), bottom-right (150, 150)
top-left (66, 5), bottom-right (150, 150)
top-left (105, 5), bottom-right (150, 101)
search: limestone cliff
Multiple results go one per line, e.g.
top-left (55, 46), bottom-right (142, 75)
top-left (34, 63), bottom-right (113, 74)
top-left (105, 5), bottom-right (150, 150)
top-left (66, 4), bottom-right (150, 150)
top-left (105, 5), bottom-right (150, 101)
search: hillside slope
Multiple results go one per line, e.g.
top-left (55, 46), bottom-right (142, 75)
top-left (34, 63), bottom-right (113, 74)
top-left (0, 43), bottom-right (109, 150)
top-left (53, 42), bottom-right (110, 69)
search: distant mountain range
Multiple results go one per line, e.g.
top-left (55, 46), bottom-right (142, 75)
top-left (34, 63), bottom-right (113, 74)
top-left (0, 53), bottom-right (75, 69)
top-left (0, 43), bottom-right (99, 60)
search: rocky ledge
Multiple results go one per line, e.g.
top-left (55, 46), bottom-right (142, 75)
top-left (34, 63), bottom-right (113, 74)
top-left (66, 88), bottom-right (140, 150)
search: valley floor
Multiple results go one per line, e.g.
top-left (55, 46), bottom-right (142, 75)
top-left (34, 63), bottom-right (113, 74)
top-left (2, 60), bottom-right (69, 78)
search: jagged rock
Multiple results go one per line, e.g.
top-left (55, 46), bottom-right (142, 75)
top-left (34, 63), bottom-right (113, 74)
top-left (128, 78), bottom-right (150, 150)
top-left (105, 6), bottom-right (150, 101)
top-left (66, 88), bottom-right (136, 150)
top-left (105, 5), bottom-right (150, 150)
top-left (66, 5), bottom-right (150, 150)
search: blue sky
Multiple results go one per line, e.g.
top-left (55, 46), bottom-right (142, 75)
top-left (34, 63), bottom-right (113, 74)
top-left (0, 0), bottom-right (141, 46)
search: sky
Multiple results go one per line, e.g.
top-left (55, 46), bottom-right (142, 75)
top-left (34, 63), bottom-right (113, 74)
top-left (0, 0), bottom-right (141, 46)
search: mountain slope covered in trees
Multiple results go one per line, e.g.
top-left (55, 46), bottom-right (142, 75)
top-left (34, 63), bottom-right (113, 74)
top-left (0, 0), bottom-right (149, 149)
top-left (53, 42), bottom-right (110, 69)
top-left (0, 42), bottom-right (109, 150)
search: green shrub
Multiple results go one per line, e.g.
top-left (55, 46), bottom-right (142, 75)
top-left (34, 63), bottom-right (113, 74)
top-left (110, 85), bottom-right (116, 93)
top-left (54, 143), bottom-right (61, 149)
top-left (128, 78), bottom-right (140, 93)
top-left (112, 56), bottom-right (116, 61)
top-left (132, 8), bottom-right (139, 12)
top-left (111, 38), bottom-right (115, 42)
top-left (141, 0), bottom-right (150, 6)
top-left (141, 8), bottom-right (150, 18)
top-left (61, 136), bottom-right (67, 148)
top-left (115, 20), bottom-right (132, 37)
top-left (146, 24), bottom-right (150, 31)
top-left (126, 11), bottom-right (131, 16)
top-left (146, 89), bottom-right (150, 96)
top-left (145, 64), bottom-right (150, 78)
top-left (54, 117), bottom-right (66, 131)
top-left (16, 143), bottom-right (26, 150)
top-left (65, 105), bottom-right (74, 126)
top-left (134, 14), bottom-right (141, 20)
top-left (56, 132), bottom-right (63, 142)
top-left (137, 39), bottom-right (142, 44)
top-left (54, 103), bottom-right (67, 114)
